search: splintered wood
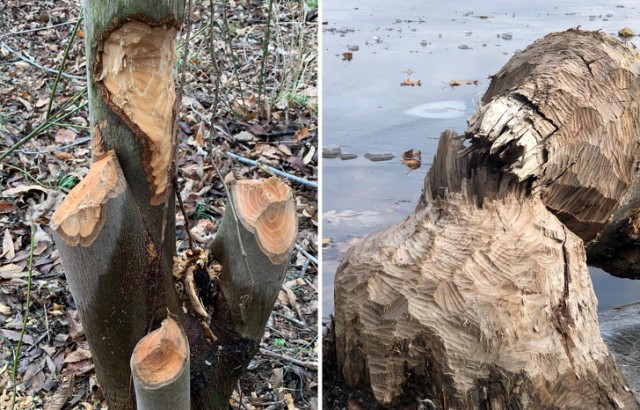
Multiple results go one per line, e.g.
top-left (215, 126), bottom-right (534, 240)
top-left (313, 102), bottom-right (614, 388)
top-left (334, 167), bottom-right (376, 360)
top-left (466, 29), bottom-right (640, 241)
top-left (232, 177), bottom-right (297, 265)
top-left (51, 151), bottom-right (124, 247)
top-left (334, 29), bottom-right (640, 408)
top-left (96, 21), bottom-right (177, 205)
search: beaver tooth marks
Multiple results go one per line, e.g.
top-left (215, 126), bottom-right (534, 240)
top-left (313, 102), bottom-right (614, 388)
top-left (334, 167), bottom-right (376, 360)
top-left (51, 151), bottom-right (125, 247)
top-left (95, 19), bottom-right (178, 205)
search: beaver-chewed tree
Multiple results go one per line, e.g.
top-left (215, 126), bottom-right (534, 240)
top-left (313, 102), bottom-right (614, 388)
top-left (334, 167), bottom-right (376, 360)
top-left (49, 1), bottom-right (298, 409)
top-left (334, 29), bottom-right (640, 408)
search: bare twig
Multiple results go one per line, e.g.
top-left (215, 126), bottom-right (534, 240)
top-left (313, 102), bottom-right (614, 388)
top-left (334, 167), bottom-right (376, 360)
top-left (294, 243), bottom-right (318, 266)
top-left (225, 151), bottom-right (318, 189)
top-left (0, 42), bottom-right (85, 80)
top-left (11, 223), bottom-right (36, 410)
top-left (173, 177), bottom-right (194, 250)
top-left (210, 151), bottom-right (254, 290)
top-left (46, 11), bottom-right (84, 120)
top-left (273, 311), bottom-right (314, 331)
top-left (258, 347), bottom-right (317, 370)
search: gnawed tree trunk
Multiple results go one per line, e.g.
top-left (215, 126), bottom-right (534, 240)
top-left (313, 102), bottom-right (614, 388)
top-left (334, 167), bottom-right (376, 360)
top-left (334, 29), bottom-right (640, 408)
top-left (50, 1), bottom-right (298, 409)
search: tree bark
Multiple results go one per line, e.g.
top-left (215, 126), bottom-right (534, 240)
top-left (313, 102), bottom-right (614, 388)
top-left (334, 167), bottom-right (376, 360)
top-left (51, 1), bottom-right (298, 409)
top-left (334, 29), bottom-right (640, 408)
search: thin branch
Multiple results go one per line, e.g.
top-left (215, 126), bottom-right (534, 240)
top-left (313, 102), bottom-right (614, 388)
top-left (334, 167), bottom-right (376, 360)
top-left (17, 137), bottom-right (91, 155)
top-left (0, 42), bottom-right (85, 80)
top-left (258, 347), bottom-right (317, 370)
top-left (225, 151), bottom-right (318, 189)
top-left (294, 243), bottom-right (318, 266)
top-left (46, 10), bottom-right (84, 120)
top-left (211, 152), bottom-right (254, 289)
top-left (10, 223), bottom-right (36, 410)
top-left (173, 176), bottom-right (194, 250)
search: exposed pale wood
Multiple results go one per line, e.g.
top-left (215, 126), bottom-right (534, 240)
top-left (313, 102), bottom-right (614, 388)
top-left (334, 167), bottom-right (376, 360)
top-left (51, 151), bottom-right (123, 247)
top-left (232, 177), bottom-right (298, 265)
top-left (96, 20), bottom-right (177, 204)
top-left (335, 30), bottom-right (640, 408)
top-left (465, 29), bottom-right (640, 242)
top-left (131, 317), bottom-right (190, 410)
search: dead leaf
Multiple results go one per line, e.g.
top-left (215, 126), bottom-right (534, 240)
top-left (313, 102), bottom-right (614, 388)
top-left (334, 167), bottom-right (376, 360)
top-left (0, 303), bottom-right (11, 315)
top-left (402, 149), bottom-right (421, 160)
top-left (342, 51), bottom-right (353, 61)
top-left (294, 127), bottom-right (309, 142)
top-left (54, 128), bottom-right (77, 144)
top-left (0, 201), bottom-right (15, 213)
top-left (401, 78), bottom-right (422, 87)
top-left (0, 329), bottom-right (34, 345)
top-left (402, 158), bottom-right (422, 170)
top-left (449, 79), bottom-right (478, 87)
top-left (234, 131), bottom-right (256, 142)
top-left (54, 152), bottom-right (73, 161)
top-left (2, 229), bottom-right (15, 260)
top-left (64, 348), bottom-right (92, 363)
top-left (269, 367), bottom-right (284, 389)
top-left (303, 145), bottom-right (316, 165)
top-left (277, 144), bottom-right (292, 157)
top-left (2, 184), bottom-right (48, 198)
top-left (45, 374), bottom-right (75, 410)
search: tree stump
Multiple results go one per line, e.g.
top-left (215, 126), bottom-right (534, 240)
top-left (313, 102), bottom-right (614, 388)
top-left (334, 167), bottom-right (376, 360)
top-left (334, 29), bottom-right (640, 409)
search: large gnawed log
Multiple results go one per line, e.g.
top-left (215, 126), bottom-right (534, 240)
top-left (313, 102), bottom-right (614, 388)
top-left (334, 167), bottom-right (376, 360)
top-left (334, 30), bottom-right (640, 408)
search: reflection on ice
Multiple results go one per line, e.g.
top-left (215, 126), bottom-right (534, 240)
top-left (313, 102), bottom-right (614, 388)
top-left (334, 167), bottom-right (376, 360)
top-left (404, 100), bottom-right (467, 119)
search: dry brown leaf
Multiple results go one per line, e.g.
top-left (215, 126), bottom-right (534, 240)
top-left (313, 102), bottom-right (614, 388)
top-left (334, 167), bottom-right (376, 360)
top-left (64, 348), bottom-right (92, 363)
top-left (54, 128), bottom-right (77, 144)
top-left (342, 51), bottom-right (353, 61)
top-left (294, 127), bottom-right (309, 142)
top-left (45, 374), bottom-right (75, 410)
top-left (54, 152), bottom-right (73, 161)
top-left (2, 184), bottom-right (48, 197)
top-left (2, 229), bottom-right (15, 260)
top-left (0, 201), bottom-right (15, 213)
top-left (277, 144), bottom-right (292, 156)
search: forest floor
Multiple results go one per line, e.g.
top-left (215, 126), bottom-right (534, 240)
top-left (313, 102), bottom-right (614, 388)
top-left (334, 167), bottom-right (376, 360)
top-left (0, 0), bottom-right (318, 409)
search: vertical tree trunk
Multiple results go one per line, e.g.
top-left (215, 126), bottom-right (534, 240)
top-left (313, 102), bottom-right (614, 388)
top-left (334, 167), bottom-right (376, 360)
top-left (51, 1), bottom-right (298, 409)
top-left (334, 30), bottom-right (640, 408)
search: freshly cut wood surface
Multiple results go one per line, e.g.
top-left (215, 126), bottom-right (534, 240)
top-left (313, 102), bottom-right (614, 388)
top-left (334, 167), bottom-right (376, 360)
top-left (51, 151), bottom-right (124, 246)
top-left (232, 177), bottom-right (297, 264)
top-left (335, 29), bottom-right (640, 408)
top-left (97, 20), bottom-right (177, 205)
top-left (131, 317), bottom-right (190, 409)
top-left (131, 316), bottom-right (188, 386)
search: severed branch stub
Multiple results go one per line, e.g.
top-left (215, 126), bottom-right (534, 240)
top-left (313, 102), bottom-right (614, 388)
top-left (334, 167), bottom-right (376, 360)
top-left (211, 176), bottom-right (297, 338)
top-left (131, 316), bottom-right (190, 410)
